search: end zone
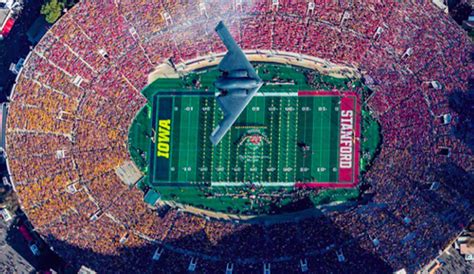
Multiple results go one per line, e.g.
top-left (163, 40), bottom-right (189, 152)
top-left (295, 91), bottom-right (360, 189)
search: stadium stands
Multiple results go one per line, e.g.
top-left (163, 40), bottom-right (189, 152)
top-left (5, 0), bottom-right (473, 273)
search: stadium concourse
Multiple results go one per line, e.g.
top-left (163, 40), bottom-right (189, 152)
top-left (3, 0), bottom-right (473, 273)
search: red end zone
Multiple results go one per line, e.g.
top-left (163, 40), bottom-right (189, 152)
top-left (295, 90), bottom-right (360, 189)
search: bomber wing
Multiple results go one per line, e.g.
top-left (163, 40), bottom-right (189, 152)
top-left (210, 22), bottom-right (263, 145)
top-left (214, 21), bottom-right (259, 80)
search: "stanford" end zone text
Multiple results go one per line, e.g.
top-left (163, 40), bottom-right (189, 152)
top-left (338, 95), bottom-right (359, 184)
top-left (339, 110), bottom-right (353, 169)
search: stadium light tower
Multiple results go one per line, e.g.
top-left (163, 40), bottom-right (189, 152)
top-left (209, 21), bottom-right (263, 145)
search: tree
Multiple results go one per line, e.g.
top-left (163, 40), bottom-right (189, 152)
top-left (41, 0), bottom-right (65, 24)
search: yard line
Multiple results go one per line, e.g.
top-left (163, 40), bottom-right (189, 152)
top-left (277, 97), bottom-right (283, 183)
top-left (293, 97), bottom-right (299, 182)
top-left (169, 97), bottom-right (175, 180)
top-left (268, 98), bottom-right (275, 182)
top-left (259, 97), bottom-right (266, 183)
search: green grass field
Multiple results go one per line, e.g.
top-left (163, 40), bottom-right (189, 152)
top-left (149, 92), bottom-right (345, 187)
top-left (129, 64), bottom-right (377, 214)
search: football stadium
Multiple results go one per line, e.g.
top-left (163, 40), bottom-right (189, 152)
top-left (3, 1), bottom-right (473, 273)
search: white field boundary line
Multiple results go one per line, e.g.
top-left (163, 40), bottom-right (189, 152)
top-left (211, 182), bottom-right (295, 187)
top-left (213, 92), bottom-right (298, 97)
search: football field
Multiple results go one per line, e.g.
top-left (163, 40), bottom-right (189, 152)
top-left (149, 90), bottom-right (359, 188)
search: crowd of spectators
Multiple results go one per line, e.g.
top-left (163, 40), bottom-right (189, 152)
top-left (4, 0), bottom-right (473, 273)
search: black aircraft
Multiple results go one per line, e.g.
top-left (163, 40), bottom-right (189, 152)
top-left (210, 21), bottom-right (263, 145)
